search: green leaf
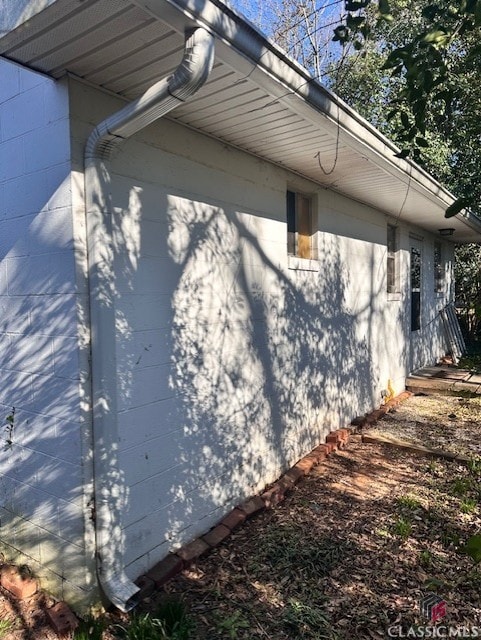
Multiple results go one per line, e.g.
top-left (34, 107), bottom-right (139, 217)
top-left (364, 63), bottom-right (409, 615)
top-left (466, 43), bottom-right (481, 59)
top-left (390, 63), bottom-right (404, 76)
top-left (467, 0), bottom-right (479, 13)
top-left (382, 57), bottom-right (401, 70)
top-left (422, 4), bottom-right (439, 20)
top-left (400, 112), bottom-right (410, 128)
top-left (445, 197), bottom-right (469, 218)
top-left (420, 69), bottom-right (434, 91)
top-left (333, 25), bottom-right (349, 43)
top-left (462, 534), bottom-right (481, 563)
top-left (346, 14), bottom-right (365, 28)
top-left (415, 137), bottom-right (429, 148)
top-left (379, 12), bottom-right (394, 22)
top-left (378, 0), bottom-right (391, 16)
top-left (422, 29), bottom-right (450, 46)
top-left (345, 0), bottom-right (370, 10)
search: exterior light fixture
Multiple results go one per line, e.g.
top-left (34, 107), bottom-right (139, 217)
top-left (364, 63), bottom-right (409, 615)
top-left (438, 228), bottom-right (455, 236)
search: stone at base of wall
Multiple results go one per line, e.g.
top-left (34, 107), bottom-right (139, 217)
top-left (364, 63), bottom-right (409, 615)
top-left (135, 391), bottom-right (414, 600)
top-left (1, 391), bottom-right (413, 615)
top-left (0, 540), bottom-right (98, 614)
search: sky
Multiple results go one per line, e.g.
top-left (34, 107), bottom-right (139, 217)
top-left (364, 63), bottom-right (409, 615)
top-left (227, 0), bottom-right (347, 81)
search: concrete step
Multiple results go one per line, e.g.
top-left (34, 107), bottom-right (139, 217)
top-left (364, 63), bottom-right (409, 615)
top-left (407, 367), bottom-right (481, 396)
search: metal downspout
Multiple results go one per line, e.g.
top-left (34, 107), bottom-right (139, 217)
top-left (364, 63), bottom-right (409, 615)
top-left (84, 27), bottom-right (215, 612)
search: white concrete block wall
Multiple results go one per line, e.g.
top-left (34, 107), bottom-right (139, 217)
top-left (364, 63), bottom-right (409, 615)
top-left (0, 60), bottom-right (93, 607)
top-left (69, 80), bottom-right (451, 582)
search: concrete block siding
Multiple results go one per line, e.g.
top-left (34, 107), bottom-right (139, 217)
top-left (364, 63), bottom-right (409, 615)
top-left (70, 79), bottom-right (452, 582)
top-left (0, 62), bottom-right (453, 607)
top-left (0, 59), bottom-right (94, 607)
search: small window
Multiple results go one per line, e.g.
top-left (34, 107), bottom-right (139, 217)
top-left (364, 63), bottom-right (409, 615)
top-left (387, 224), bottom-right (399, 293)
top-left (287, 190), bottom-right (315, 259)
top-left (434, 242), bottom-right (443, 293)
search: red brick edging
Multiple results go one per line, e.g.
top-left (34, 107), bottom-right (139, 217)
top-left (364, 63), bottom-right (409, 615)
top-left (135, 426), bottom-right (359, 598)
top-left (0, 564), bottom-right (79, 636)
top-left (136, 393), bottom-right (413, 600)
top-left (350, 391), bottom-right (413, 430)
top-left (1, 392), bottom-right (414, 627)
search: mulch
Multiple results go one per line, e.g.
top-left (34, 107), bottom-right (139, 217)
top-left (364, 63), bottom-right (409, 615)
top-left (2, 393), bottom-right (481, 639)
top-left (152, 430), bottom-right (481, 638)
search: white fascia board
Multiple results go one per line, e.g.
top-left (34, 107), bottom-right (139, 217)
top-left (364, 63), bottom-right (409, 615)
top-left (133, 0), bottom-right (481, 240)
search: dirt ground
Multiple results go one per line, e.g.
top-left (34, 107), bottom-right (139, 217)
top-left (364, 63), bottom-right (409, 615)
top-left (365, 393), bottom-right (481, 457)
top-left (1, 392), bottom-right (481, 639)
top-left (0, 576), bottom-right (58, 640)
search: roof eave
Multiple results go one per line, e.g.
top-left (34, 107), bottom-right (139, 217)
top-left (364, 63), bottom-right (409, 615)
top-left (130, 0), bottom-right (481, 241)
top-left (2, 0), bottom-right (480, 242)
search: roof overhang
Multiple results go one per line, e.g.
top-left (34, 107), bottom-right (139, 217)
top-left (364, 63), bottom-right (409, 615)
top-left (2, 0), bottom-right (480, 243)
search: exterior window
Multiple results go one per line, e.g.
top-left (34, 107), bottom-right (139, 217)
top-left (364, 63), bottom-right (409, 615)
top-left (387, 224), bottom-right (398, 293)
top-left (434, 242), bottom-right (443, 292)
top-left (287, 190), bottom-right (314, 259)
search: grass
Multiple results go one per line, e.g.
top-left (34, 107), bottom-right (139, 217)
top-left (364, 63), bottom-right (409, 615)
top-left (467, 455), bottom-right (481, 476)
top-left (392, 516), bottom-right (412, 541)
top-left (74, 615), bottom-right (105, 640)
top-left (426, 459), bottom-right (440, 474)
top-left (440, 528), bottom-right (461, 549)
top-left (397, 494), bottom-right (422, 509)
top-left (0, 621), bottom-right (14, 639)
top-left (119, 599), bottom-right (193, 640)
top-left (282, 598), bottom-right (336, 640)
top-left (256, 524), bottom-right (347, 578)
top-left (216, 611), bottom-right (249, 639)
top-left (460, 498), bottom-right (478, 514)
top-left (449, 477), bottom-right (472, 497)
top-left (419, 549), bottom-right (433, 568)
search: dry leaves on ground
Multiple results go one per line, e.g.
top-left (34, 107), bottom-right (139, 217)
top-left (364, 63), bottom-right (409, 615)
top-left (2, 392), bottom-right (481, 639)
top-left (152, 433), bottom-right (481, 638)
top-left (366, 393), bottom-right (481, 457)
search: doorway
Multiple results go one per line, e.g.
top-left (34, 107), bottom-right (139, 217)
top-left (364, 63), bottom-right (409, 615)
top-left (409, 238), bottom-right (423, 371)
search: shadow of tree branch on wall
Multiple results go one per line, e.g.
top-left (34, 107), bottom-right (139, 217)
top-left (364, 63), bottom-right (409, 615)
top-left (111, 186), bottom-right (383, 573)
top-left (0, 170), bottom-right (96, 606)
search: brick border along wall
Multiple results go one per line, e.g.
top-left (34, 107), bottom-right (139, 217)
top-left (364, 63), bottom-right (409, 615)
top-left (134, 392), bottom-right (413, 599)
top-left (0, 391), bottom-right (413, 633)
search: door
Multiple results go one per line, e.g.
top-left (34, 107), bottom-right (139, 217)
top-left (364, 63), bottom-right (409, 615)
top-left (409, 238), bottom-right (423, 371)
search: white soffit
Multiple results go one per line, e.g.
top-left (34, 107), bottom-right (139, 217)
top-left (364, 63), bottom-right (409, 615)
top-left (1, 0), bottom-right (480, 242)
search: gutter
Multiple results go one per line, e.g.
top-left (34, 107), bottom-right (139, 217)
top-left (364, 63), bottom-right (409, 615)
top-left (84, 26), bottom-right (215, 612)
top-left (133, 0), bottom-right (481, 234)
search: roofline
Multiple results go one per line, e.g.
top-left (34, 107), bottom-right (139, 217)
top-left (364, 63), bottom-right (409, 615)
top-left (132, 0), bottom-right (481, 239)
top-left (2, 0), bottom-right (480, 239)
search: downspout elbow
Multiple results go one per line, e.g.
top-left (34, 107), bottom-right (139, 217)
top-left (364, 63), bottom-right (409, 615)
top-left (86, 27), bottom-right (215, 160)
top-left (84, 27), bottom-right (214, 612)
